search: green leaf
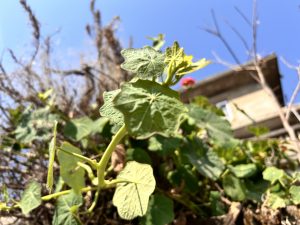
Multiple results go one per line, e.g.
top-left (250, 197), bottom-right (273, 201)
top-left (90, 117), bottom-right (110, 134)
top-left (38, 88), bottom-right (53, 100)
top-left (165, 41), bottom-right (209, 77)
top-left (64, 117), bottom-right (109, 141)
top-left (113, 79), bottom-right (187, 139)
top-left (14, 107), bottom-right (59, 143)
top-left (52, 191), bottom-right (83, 225)
top-left (222, 174), bottom-right (246, 201)
top-left (176, 58), bottom-right (210, 76)
top-left (228, 164), bottom-right (257, 178)
top-left (47, 121), bottom-right (58, 192)
top-left (191, 96), bottom-right (224, 116)
top-left (262, 167), bottom-right (285, 184)
top-left (140, 194), bottom-right (174, 225)
top-left (57, 142), bottom-right (85, 193)
top-left (147, 34), bottom-right (165, 51)
top-left (248, 125), bottom-right (269, 137)
top-left (126, 148), bottom-right (152, 164)
top-left (63, 117), bottom-right (94, 141)
top-left (188, 105), bottom-right (238, 148)
top-left (20, 181), bottom-right (42, 214)
top-left (244, 179), bottom-right (269, 202)
top-left (182, 141), bottom-right (224, 180)
top-left (121, 46), bottom-right (165, 79)
top-left (148, 135), bottom-right (182, 155)
top-left (113, 161), bottom-right (156, 220)
top-left (292, 172), bottom-right (300, 182)
top-left (167, 166), bottom-right (199, 193)
top-left (99, 89), bottom-right (124, 131)
top-left (209, 191), bottom-right (226, 216)
top-left (265, 193), bottom-right (286, 209)
top-left (289, 185), bottom-right (300, 204)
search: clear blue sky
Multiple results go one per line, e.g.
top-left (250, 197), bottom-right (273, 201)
top-left (0, 0), bottom-right (299, 103)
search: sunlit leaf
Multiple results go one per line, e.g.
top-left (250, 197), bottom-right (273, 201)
top-left (265, 193), bottom-right (286, 209)
top-left (52, 191), bottom-right (83, 225)
top-left (263, 167), bottom-right (285, 184)
top-left (113, 79), bottom-right (187, 139)
top-left (289, 185), bottom-right (300, 204)
top-left (20, 181), bottom-right (42, 214)
top-left (165, 41), bottom-right (209, 77)
top-left (113, 161), bottom-right (156, 220)
top-left (176, 58), bottom-right (210, 76)
top-left (121, 46), bottom-right (165, 79)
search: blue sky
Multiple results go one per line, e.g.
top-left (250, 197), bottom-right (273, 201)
top-left (0, 0), bottom-right (299, 103)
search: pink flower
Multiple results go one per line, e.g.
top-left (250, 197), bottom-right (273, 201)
top-left (181, 77), bottom-right (195, 87)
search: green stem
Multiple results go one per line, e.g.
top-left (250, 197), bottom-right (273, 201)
top-left (87, 187), bottom-right (100, 213)
top-left (77, 162), bottom-right (95, 181)
top-left (163, 73), bottom-right (173, 86)
top-left (97, 125), bottom-right (127, 187)
top-left (103, 178), bottom-right (131, 188)
top-left (41, 186), bottom-right (96, 201)
top-left (163, 62), bottom-right (175, 86)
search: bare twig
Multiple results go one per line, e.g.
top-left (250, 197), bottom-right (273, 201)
top-left (281, 57), bottom-right (300, 121)
top-left (19, 0), bottom-right (40, 63)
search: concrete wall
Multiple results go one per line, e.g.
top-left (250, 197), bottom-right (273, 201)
top-left (209, 83), bottom-right (278, 130)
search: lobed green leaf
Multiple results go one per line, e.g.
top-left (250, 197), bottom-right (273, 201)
top-left (99, 89), bottom-right (124, 132)
top-left (188, 104), bottom-right (239, 148)
top-left (182, 141), bottom-right (224, 180)
top-left (113, 79), bottom-right (187, 139)
top-left (52, 191), bottom-right (83, 225)
top-left (121, 46), bottom-right (165, 80)
top-left (20, 181), bottom-right (42, 214)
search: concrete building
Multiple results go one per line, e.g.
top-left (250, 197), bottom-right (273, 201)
top-left (180, 54), bottom-right (300, 139)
